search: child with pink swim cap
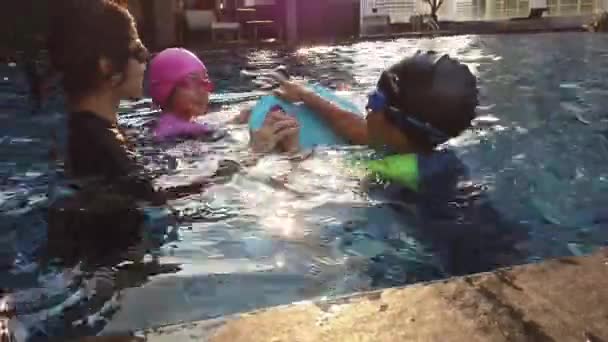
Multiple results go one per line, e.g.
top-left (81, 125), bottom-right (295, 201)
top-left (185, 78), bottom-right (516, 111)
top-left (149, 48), bottom-right (216, 142)
top-left (149, 47), bottom-right (300, 154)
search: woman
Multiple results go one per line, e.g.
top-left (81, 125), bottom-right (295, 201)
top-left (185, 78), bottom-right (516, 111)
top-left (48, 0), bottom-right (218, 204)
top-left (46, 0), bottom-right (219, 264)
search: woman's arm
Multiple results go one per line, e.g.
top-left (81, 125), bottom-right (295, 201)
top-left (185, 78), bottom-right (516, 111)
top-left (150, 109), bottom-right (300, 201)
top-left (161, 181), bottom-right (208, 201)
top-left (107, 130), bottom-right (217, 204)
top-left (160, 159), bottom-right (242, 200)
top-left (274, 81), bottom-right (369, 146)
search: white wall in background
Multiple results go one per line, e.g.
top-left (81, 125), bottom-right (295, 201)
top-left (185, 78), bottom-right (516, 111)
top-left (244, 0), bottom-right (275, 6)
top-left (360, 0), bottom-right (472, 23)
top-left (530, 0), bottom-right (548, 8)
top-left (185, 10), bottom-right (216, 30)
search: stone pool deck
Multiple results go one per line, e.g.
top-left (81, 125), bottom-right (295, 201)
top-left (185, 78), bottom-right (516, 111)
top-left (83, 248), bottom-right (608, 342)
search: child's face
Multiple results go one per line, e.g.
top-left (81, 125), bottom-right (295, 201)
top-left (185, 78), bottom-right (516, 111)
top-left (170, 72), bottom-right (213, 118)
top-left (366, 110), bottom-right (412, 151)
top-left (115, 39), bottom-right (148, 99)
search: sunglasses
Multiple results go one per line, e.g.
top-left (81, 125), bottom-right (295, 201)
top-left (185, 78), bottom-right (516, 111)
top-left (176, 72), bottom-right (214, 92)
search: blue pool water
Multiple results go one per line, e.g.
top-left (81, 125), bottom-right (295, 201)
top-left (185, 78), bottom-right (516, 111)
top-left (1, 33), bottom-right (608, 340)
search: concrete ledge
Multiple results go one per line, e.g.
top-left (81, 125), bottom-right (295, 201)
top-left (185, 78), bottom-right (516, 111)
top-left (136, 249), bottom-right (608, 342)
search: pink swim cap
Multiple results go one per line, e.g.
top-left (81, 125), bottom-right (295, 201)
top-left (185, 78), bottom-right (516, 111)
top-left (149, 48), bottom-right (210, 108)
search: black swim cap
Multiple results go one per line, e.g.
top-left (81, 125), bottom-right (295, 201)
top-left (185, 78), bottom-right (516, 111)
top-left (377, 51), bottom-right (478, 146)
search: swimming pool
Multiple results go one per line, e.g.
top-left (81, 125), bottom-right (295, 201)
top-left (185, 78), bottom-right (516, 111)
top-left (1, 32), bottom-right (608, 340)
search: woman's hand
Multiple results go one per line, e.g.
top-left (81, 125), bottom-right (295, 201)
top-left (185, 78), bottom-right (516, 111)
top-left (250, 110), bottom-right (299, 154)
top-left (273, 81), bottom-right (310, 103)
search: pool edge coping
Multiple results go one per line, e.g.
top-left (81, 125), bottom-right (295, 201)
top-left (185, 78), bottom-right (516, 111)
top-left (132, 247), bottom-right (608, 342)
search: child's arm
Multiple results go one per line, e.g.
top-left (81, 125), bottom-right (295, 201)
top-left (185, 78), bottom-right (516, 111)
top-left (274, 81), bottom-right (369, 146)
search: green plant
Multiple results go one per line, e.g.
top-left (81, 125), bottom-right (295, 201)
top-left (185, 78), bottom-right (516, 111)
top-left (423, 0), bottom-right (444, 22)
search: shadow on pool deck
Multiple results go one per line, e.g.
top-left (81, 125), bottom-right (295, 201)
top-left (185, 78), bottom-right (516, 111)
top-left (119, 248), bottom-right (607, 342)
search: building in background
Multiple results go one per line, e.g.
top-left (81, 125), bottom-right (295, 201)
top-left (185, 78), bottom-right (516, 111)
top-left (123, 0), bottom-right (359, 47)
top-left (2, 0), bottom-right (607, 56)
top-left (359, 0), bottom-right (605, 36)
top-left (360, 0), bottom-right (605, 24)
top-left (132, 0), bottom-right (606, 48)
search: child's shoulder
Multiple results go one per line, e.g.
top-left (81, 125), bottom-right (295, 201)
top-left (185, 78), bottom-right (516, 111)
top-left (156, 111), bottom-right (181, 125)
top-left (416, 149), bottom-right (470, 200)
top-left (362, 149), bottom-right (468, 201)
top-left (418, 149), bottom-right (468, 179)
top-left (154, 112), bottom-right (215, 142)
top-left (154, 111), bottom-right (186, 130)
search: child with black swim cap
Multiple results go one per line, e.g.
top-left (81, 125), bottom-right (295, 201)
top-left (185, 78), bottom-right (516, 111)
top-left (274, 51), bottom-right (529, 277)
top-left (274, 50), bottom-right (477, 153)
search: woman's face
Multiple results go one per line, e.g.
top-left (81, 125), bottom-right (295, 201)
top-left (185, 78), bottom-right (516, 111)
top-left (115, 39), bottom-right (148, 99)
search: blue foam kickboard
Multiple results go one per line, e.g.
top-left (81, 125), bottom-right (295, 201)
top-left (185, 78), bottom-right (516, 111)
top-left (248, 84), bottom-right (361, 149)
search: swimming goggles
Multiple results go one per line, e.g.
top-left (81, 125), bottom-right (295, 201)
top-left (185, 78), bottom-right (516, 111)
top-left (176, 72), bottom-right (214, 92)
top-left (366, 89), bottom-right (450, 145)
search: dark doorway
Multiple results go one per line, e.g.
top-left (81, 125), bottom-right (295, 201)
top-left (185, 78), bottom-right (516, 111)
top-left (296, 0), bottom-right (360, 42)
top-left (141, 0), bottom-right (157, 50)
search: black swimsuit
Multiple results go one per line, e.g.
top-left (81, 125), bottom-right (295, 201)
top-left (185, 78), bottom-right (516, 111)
top-left (47, 111), bottom-right (166, 265)
top-left (368, 150), bottom-right (529, 277)
top-left (67, 110), bottom-right (163, 204)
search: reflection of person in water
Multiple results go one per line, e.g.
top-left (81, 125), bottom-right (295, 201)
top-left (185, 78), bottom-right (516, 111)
top-left (272, 51), bottom-right (529, 280)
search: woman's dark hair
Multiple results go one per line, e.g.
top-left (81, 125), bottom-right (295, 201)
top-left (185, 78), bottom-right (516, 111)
top-left (48, 0), bottom-right (138, 99)
top-left (377, 50), bottom-right (478, 148)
